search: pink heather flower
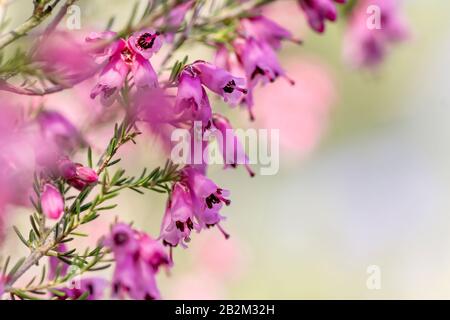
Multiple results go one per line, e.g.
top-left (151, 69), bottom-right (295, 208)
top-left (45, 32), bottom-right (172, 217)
top-left (239, 16), bottom-right (302, 50)
top-left (0, 101), bottom-right (36, 208)
top-left (37, 111), bottom-right (84, 153)
top-left (49, 244), bottom-right (69, 280)
top-left (175, 70), bottom-right (212, 125)
top-left (298, 0), bottom-right (346, 33)
top-left (55, 278), bottom-right (108, 300)
top-left (214, 46), bottom-right (256, 120)
top-left (41, 183), bottom-right (64, 220)
top-left (235, 38), bottom-right (293, 88)
top-left (344, 0), bottom-right (409, 68)
top-left (211, 113), bottom-right (255, 177)
top-left (34, 31), bottom-right (97, 84)
top-left (88, 30), bottom-right (161, 105)
top-left (191, 61), bottom-right (247, 106)
top-left (160, 182), bottom-right (197, 248)
top-left (127, 29), bottom-right (163, 59)
top-left (183, 167), bottom-right (230, 235)
top-left (104, 223), bottom-right (170, 300)
top-left (58, 158), bottom-right (98, 190)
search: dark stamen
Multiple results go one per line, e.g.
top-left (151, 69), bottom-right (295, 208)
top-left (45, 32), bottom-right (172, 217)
top-left (175, 221), bottom-right (185, 232)
top-left (137, 32), bottom-right (157, 50)
top-left (113, 232), bottom-right (129, 246)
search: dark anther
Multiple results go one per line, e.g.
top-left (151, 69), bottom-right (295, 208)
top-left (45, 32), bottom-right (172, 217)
top-left (175, 221), bottom-right (185, 232)
top-left (223, 80), bottom-right (236, 93)
top-left (113, 232), bottom-right (129, 246)
top-left (137, 32), bottom-right (156, 49)
top-left (187, 218), bottom-right (194, 230)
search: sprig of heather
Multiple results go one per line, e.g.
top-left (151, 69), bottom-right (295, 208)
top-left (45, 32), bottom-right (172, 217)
top-left (1, 117), bottom-right (180, 299)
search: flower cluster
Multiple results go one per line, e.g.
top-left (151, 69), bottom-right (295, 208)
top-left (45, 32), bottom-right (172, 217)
top-left (104, 223), bottom-right (171, 300)
top-left (0, 0), bottom-right (410, 301)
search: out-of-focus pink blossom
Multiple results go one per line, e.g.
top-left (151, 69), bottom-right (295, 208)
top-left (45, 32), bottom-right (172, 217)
top-left (104, 223), bottom-right (170, 300)
top-left (48, 244), bottom-right (69, 280)
top-left (37, 110), bottom-right (84, 154)
top-left (34, 31), bottom-right (97, 84)
top-left (160, 182), bottom-right (197, 248)
top-left (41, 183), bottom-right (64, 220)
top-left (155, 0), bottom-right (194, 43)
top-left (255, 59), bottom-right (336, 158)
top-left (211, 113), bottom-right (254, 177)
top-left (0, 101), bottom-right (37, 237)
top-left (344, 0), bottom-right (409, 68)
top-left (298, 0), bottom-right (346, 33)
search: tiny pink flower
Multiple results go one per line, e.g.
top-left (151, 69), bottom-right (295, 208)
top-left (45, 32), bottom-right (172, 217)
top-left (240, 16), bottom-right (302, 50)
top-left (191, 61), bottom-right (247, 106)
top-left (41, 183), bottom-right (64, 220)
top-left (183, 167), bottom-right (230, 237)
top-left (298, 0), bottom-right (346, 33)
top-left (344, 0), bottom-right (409, 68)
top-left (234, 38), bottom-right (293, 87)
top-left (160, 182), bottom-right (197, 248)
top-left (104, 223), bottom-right (170, 300)
top-left (175, 70), bottom-right (212, 125)
top-left (127, 29), bottom-right (163, 59)
top-left (211, 113), bottom-right (255, 177)
top-left (58, 158), bottom-right (98, 190)
top-left (89, 30), bottom-right (161, 105)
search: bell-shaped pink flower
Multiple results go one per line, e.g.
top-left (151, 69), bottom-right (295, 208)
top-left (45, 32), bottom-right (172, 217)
top-left (89, 30), bottom-right (161, 105)
top-left (191, 61), bottom-right (247, 106)
top-left (41, 183), bottom-right (64, 220)
top-left (214, 46), bottom-right (256, 120)
top-left (240, 16), bottom-right (302, 50)
top-left (58, 158), bottom-right (98, 190)
top-left (211, 113), bottom-right (255, 177)
top-left (175, 70), bottom-right (212, 125)
top-left (160, 182), bottom-right (197, 248)
top-left (104, 223), bottom-right (170, 300)
top-left (34, 31), bottom-right (97, 85)
top-left (298, 0), bottom-right (346, 33)
top-left (183, 167), bottom-right (230, 236)
top-left (235, 38), bottom-right (293, 88)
